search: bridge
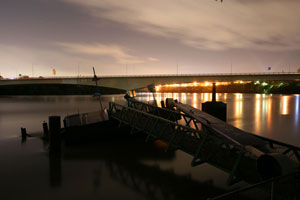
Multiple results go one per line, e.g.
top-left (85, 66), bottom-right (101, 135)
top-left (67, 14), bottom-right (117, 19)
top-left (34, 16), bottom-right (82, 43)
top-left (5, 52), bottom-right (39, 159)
top-left (1, 72), bottom-right (300, 91)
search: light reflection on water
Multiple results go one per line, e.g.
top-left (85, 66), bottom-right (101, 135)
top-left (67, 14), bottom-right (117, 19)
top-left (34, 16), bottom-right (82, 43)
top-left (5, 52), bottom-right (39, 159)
top-left (137, 92), bottom-right (300, 146)
top-left (1, 93), bottom-right (296, 144)
top-left (295, 95), bottom-right (299, 126)
top-left (0, 94), bottom-right (299, 200)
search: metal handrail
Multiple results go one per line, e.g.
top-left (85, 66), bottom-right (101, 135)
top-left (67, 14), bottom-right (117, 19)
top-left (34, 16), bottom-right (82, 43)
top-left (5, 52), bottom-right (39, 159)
top-left (109, 102), bottom-right (245, 153)
top-left (126, 98), bottom-right (245, 148)
top-left (208, 171), bottom-right (298, 200)
top-left (109, 102), bottom-right (205, 137)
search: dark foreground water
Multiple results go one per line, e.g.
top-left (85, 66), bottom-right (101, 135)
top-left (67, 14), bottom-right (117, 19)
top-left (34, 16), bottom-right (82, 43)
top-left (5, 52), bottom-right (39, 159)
top-left (0, 93), bottom-right (299, 200)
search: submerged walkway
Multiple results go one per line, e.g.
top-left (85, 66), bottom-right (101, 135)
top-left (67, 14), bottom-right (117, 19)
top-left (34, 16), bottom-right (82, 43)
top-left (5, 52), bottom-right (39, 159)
top-left (108, 98), bottom-right (300, 185)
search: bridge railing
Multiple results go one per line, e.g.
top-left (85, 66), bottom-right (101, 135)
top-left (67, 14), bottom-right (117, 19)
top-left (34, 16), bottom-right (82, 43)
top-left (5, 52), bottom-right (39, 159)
top-left (2, 72), bottom-right (299, 80)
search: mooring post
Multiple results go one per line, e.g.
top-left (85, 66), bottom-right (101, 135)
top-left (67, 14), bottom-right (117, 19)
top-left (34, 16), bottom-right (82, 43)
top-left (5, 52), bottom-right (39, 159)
top-left (212, 82), bottom-right (216, 102)
top-left (201, 82), bottom-right (227, 122)
top-left (49, 116), bottom-right (61, 152)
top-left (21, 127), bottom-right (27, 140)
top-left (161, 100), bottom-right (165, 108)
top-left (43, 121), bottom-right (49, 139)
top-left (166, 98), bottom-right (175, 109)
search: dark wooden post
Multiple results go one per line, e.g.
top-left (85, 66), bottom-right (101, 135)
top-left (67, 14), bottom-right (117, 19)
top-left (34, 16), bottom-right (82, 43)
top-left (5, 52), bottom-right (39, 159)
top-left (161, 100), bottom-right (165, 108)
top-left (21, 127), bottom-right (27, 140)
top-left (202, 83), bottom-right (227, 121)
top-left (43, 121), bottom-right (49, 139)
top-left (49, 116), bottom-right (61, 152)
top-left (212, 82), bottom-right (216, 102)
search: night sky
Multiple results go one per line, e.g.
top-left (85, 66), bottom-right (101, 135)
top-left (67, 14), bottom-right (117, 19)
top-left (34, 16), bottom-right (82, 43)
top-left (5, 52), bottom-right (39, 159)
top-left (1, 0), bottom-right (300, 78)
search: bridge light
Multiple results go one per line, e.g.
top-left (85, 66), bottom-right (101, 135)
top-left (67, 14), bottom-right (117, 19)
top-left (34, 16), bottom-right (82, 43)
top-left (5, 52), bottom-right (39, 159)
top-left (155, 86), bottom-right (160, 92)
top-left (181, 83), bottom-right (188, 87)
top-left (278, 82), bottom-right (284, 87)
top-left (261, 82), bottom-right (268, 86)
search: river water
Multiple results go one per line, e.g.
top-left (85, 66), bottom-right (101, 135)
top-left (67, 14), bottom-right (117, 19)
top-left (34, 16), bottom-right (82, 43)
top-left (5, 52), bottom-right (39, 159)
top-left (0, 93), bottom-right (299, 200)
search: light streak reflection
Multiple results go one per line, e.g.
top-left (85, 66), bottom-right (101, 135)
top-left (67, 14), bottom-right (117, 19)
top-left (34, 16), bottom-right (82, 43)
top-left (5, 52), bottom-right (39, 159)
top-left (234, 93), bottom-right (243, 118)
top-left (255, 96), bottom-right (261, 134)
top-left (281, 96), bottom-right (289, 115)
top-left (204, 93), bottom-right (210, 102)
top-left (267, 96), bottom-right (272, 130)
top-left (295, 95), bottom-right (299, 126)
top-left (181, 93), bottom-right (187, 103)
top-left (193, 93), bottom-right (198, 108)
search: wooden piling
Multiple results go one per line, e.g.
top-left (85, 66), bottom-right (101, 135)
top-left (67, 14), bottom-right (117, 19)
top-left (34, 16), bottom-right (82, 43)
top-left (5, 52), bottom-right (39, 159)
top-left (201, 83), bottom-right (227, 122)
top-left (212, 82), bottom-right (216, 102)
top-left (21, 127), bottom-right (27, 139)
top-left (166, 98), bottom-right (174, 109)
top-left (161, 100), bottom-right (165, 108)
top-left (43, 121), bottom-right (49, 139)
top-left (49, 116), bottom-right (61, 152)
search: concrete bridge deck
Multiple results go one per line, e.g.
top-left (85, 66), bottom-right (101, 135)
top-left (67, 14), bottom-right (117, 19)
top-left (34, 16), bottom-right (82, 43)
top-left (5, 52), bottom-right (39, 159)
top-left (1, 72), bottom-right (299, 90)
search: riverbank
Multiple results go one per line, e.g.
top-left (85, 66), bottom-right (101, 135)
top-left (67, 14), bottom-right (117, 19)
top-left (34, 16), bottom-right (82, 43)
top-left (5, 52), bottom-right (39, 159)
top-left (0, 84), bottom-right (125, 95)
top-left (137, 81), bottom-right (300, 94)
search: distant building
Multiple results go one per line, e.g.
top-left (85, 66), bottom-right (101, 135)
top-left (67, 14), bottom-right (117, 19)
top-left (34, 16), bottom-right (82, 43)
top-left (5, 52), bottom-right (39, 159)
top-left (18, 74), bottom-right (30, 79)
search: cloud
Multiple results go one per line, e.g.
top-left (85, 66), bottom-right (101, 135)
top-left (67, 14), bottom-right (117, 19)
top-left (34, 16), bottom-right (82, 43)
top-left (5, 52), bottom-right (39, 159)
top-left (147, 57), bottom-right (159, 62)
top-left (61, 0), bottom-right (300, 51)
top-left (57, 42), bottom-right (152, 64)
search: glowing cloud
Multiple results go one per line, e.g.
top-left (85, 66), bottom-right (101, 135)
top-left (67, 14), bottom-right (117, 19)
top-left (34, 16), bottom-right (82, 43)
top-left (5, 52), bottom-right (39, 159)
top-left (57, 42), bottom-right (157, 64)
top-left (61, 0), bottom-right (300, 51)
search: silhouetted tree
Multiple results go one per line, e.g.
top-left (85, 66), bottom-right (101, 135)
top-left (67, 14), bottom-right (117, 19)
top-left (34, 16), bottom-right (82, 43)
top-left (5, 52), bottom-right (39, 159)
top-left (297, 68), bottom-right (300, 73)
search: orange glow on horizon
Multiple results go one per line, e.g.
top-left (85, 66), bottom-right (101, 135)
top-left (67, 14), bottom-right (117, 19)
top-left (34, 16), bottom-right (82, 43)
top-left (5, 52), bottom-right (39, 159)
top-left (152, 81), bottom-right (250, 92)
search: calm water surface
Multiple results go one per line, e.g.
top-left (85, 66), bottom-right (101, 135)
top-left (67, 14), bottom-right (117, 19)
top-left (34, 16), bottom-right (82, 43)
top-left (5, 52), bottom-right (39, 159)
top-left (0, 93), bottom-right (299, 200)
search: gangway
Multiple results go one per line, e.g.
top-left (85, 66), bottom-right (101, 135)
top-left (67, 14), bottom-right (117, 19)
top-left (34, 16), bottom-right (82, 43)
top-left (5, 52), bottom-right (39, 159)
top-left (125, 97), bottom-right (300, 167)
top-left (126, 97), bottom-right (300, 165)
top-left (108, 98), bottom-right (300, 185)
